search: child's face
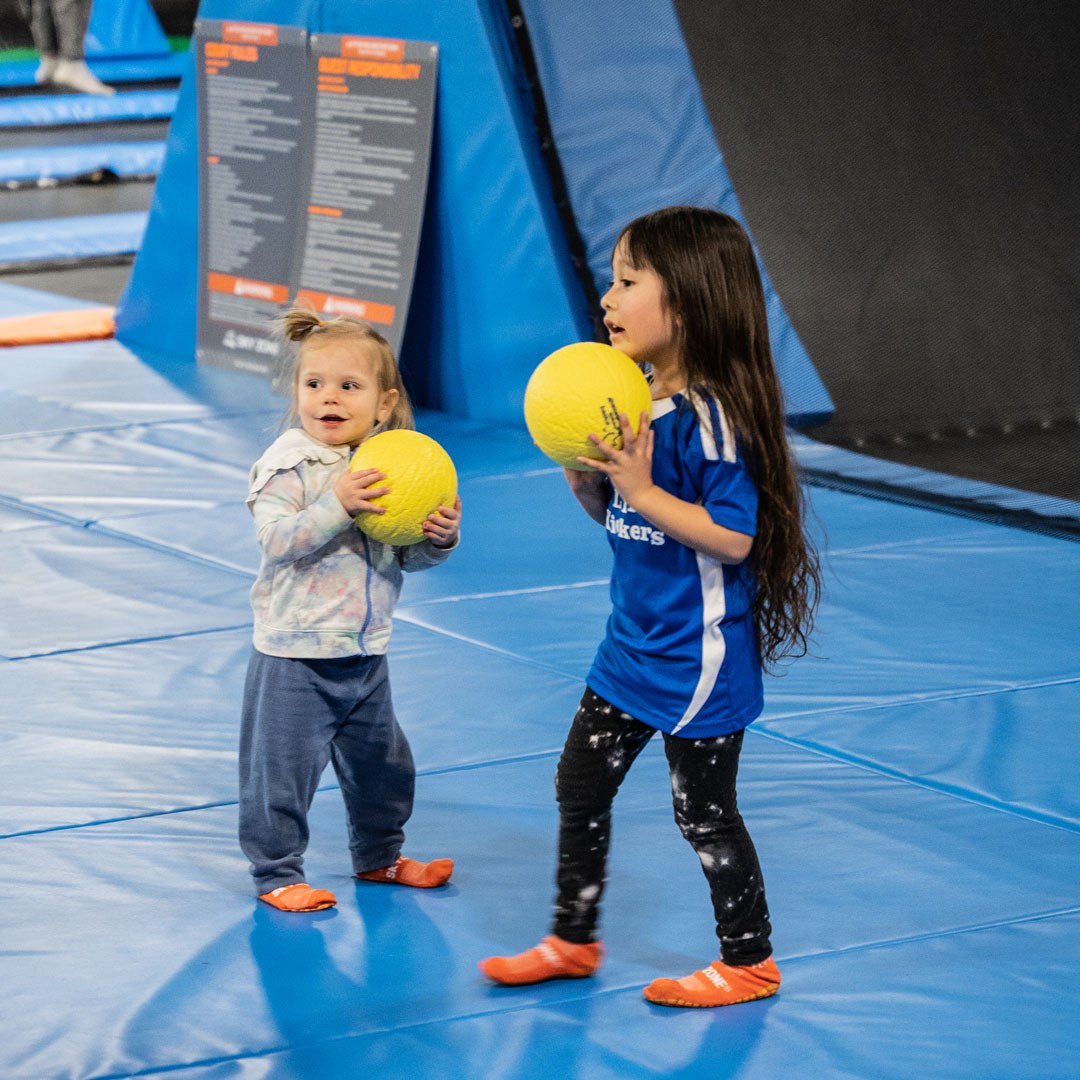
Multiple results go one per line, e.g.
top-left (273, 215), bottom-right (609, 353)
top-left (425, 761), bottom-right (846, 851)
top-left (296, 340), bottom-right (398, 448)
top-left (601, 240), bottom-right (680, 372)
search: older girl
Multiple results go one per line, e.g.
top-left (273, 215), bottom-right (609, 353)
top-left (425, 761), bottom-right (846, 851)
top-left (481, 207), bottom-right (819, 1007)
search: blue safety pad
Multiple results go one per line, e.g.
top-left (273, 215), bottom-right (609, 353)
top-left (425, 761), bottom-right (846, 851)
top-left (0, 88), bottom-right (177, 127)
top-left (2, 745), bottom-right (1078, 1078)
top-left (1, 330), bottom-right (1078, 1078)
top-left (115, 2), bottom-right (593, 425)
top-left (517, 0), bottom-right (834, 427)
top-left (0, 53), bottom-right (186, 89)
top-left (796, 431), bottom-right (1080, 533)
top-left (0, 211), bottom-right (147, 265)
top-left (0, 140), bottom-right (164, 183)
top-left (85, 0), bottom-right (171, 60)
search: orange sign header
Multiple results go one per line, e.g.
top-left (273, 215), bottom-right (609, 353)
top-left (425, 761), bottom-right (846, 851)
top-left (341, 37), bottom-right (405, 61)
top-left (295, 290), bottom-right (396, 327)
top-left (318, 57), bottom-right (421, 80)
top-left (205, 41), bottom-right (258, 62)
top-left (208, 273), bottom-right (289, 304)
top-left (222, 23), bottom-right (279, 46)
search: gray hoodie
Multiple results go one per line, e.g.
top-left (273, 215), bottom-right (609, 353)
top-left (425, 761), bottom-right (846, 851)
top-left (246, 428), bottom-right (453, 658)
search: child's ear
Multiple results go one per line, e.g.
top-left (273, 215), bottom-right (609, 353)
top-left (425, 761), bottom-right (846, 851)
top-left (378, 387), bottom-right (400, 423)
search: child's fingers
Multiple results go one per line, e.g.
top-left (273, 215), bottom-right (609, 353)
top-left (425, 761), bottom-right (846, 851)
top-left (580, 440), bottom-right (616, 472)
top-left (348, 473), bottom-right (390, 496)
top-left (586, 432), bottom-right (617, 457)
top-left (618, 410), bottom-right (651, 449)
top-left (422, 514), bottom-right (459, 542)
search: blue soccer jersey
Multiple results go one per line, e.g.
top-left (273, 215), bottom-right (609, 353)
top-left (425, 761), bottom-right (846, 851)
top-left (586, 391), bottom-right (764, 737)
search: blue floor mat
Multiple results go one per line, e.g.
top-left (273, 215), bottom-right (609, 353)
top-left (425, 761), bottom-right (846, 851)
top-left (1, 331), bottom-right (1078, 1079)
top-left (0, 89), bottom-right (177, 128)
top-left (0, 140), bottom-right (164, 184)
top-left (0, 53), bottom-right (186, 90)
top-left (0, 211), bottom-right (147, 266)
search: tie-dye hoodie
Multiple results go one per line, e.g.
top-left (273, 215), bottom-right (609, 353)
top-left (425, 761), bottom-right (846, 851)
top-left (247, 428), bottom-right (454, 658)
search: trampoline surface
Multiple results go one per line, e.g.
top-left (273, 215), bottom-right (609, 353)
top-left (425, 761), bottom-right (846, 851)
top-left (1, 280), bottom-right (1078, 1079)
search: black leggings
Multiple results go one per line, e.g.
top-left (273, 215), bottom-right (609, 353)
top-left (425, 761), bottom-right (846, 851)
top-left (552, 688), bottom-right (773, 965)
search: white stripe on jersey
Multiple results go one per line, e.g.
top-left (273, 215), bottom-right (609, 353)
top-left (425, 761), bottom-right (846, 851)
top-left (671, 393), bottom-right (737, 734)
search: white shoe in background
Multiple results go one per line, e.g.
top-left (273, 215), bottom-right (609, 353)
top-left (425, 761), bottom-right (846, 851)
top-left (52, 58), bottom-right (116, 96)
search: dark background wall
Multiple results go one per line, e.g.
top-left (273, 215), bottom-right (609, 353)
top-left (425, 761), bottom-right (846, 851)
top-left (674, 1), bottom-right (1080, 498)
top-left (0, 1), bottom-right (197, 46)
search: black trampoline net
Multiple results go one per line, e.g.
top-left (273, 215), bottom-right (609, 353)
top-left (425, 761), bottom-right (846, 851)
top-left (672, 0), bottom-right (1080, 539)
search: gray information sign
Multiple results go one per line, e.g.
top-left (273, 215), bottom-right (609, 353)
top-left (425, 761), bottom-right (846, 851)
top-left (194, 21), bottom-right (438, 377)
top-left (295, 34), bottom-right (439, 356)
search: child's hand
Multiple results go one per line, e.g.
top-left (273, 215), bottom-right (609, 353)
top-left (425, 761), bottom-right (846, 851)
top-left (422, 496), bottom-right (462, 548)
top-left (579, 410), bottom-right (655, 505)
top-left (335, 467), bottom-right (390, 516)
top-left (563, 464), bottom-right (610, 525)
top-left (563, 465), bottom-right (607, 496)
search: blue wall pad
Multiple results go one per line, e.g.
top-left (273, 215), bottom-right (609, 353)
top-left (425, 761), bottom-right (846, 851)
top-left (0, 53), bottom-right (187, 89)
top-left (0, 140), bottom-right (164, 184)
top-left (517, 0), bottom-right (834, 426)
top-left (796, 433), bottom-right (1080, 536)
top-left (0, 211), bottom-right (147, 267)
top-left (115, 0), bottom-right (832, 427)
top-left (85, 0), bottom-right (170, 59)
top-left (0, 89), bottom-right (177, 128)
top-left (115, 1), bottom-right (593, 424)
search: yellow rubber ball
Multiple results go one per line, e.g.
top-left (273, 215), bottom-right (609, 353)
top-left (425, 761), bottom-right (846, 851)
top-left (523, 342), bottom-right (651, 470)
top-left (349, 429), bottom-right (457, 546)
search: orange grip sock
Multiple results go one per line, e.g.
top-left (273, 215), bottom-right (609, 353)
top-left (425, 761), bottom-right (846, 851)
top-left (258, 883), bottom-right (337, 912)
top-left (479, 935), bottom-right (603, 986)
top-left (355, 855), bottom-right (453, 888)
top-left (643, 956), bottom-right (780, 1008)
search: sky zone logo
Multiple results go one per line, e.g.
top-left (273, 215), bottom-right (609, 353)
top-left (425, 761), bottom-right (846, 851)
top-left (222, 329), bottom-right (278, 356)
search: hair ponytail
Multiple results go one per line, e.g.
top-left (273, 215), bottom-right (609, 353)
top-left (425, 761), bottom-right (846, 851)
top-left (280, 307), bottom-right (328, 343)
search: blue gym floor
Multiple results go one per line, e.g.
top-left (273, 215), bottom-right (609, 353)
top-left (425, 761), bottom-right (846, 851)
top-left (2, 282), bottom-right (1079, 1079)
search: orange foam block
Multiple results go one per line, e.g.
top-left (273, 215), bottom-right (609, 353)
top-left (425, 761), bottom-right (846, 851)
top-left (0, 306), bottom-right (115, 346)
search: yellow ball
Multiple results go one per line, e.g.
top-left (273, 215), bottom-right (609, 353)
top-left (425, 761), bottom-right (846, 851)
top-left (523, 342), bottom-right (652, 470)
top-left (349, 429), bottom-right (457, 546)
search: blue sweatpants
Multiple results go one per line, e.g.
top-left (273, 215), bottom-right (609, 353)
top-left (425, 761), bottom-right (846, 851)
top-left (238, 649), bottom-right (415, 893)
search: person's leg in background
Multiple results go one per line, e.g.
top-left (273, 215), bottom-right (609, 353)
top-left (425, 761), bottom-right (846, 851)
top-left (17, 0), bottom-right (114, 94)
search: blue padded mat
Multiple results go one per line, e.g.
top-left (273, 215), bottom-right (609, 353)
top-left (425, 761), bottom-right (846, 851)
top-left (0, 89), bottom-right (178, 128)
top-left (0, 140), bottom-right (164, 184)
top-left (0, 211), bottom-right (148, 265)
top-left (0, 55), bottom-right (186, 90)
top-left (1, 332), bottom-right (1078, 1079)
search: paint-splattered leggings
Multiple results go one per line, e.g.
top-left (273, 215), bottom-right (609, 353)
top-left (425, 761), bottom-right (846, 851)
top-left (552, 687), bottom-right (773, 965)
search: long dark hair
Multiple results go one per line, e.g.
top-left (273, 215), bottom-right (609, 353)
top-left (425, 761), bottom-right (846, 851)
top-left (617, 206), bottom-right (820, 666)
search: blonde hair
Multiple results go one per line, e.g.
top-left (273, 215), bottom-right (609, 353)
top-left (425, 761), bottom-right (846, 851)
top-left (278, 307), bottom-right (414, 431)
